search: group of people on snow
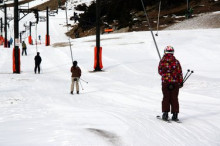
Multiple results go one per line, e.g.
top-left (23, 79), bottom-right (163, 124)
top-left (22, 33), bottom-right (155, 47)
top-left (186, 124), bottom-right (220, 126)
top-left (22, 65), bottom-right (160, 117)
top-left (69, 45), bottom-right (183, 122)
top-left (0, 35), bottom-right (13, 47)
top-left (21, 41), bottom-right (42, 74)
top-left (19, 40), bottom-right (184, 120)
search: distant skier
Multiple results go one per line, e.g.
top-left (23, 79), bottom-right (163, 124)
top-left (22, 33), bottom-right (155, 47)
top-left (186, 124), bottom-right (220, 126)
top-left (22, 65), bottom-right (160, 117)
top-left (158, 46), bottom-right (183, 121)
top-left (7, 40), bottom-right (10, 48)
top-left (9, 37), bottom-right (13, 45)
top-left (34, 52), bottom-right (42, 74)
top-left (38, 35), bottom-right (41, 44)
top-left (22, 41), bottom-right (27, 56)
top-left (70, 61), bottom-right (81, 94)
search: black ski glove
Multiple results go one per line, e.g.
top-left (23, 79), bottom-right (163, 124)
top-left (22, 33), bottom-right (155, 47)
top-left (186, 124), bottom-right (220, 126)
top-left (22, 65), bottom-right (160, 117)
top-left (179, 82), bottom-right (183, 88)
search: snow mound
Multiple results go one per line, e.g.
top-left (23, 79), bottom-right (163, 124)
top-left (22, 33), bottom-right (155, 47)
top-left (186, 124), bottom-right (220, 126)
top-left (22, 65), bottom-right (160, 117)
top-left (165, 11), bottom-right (220, 30)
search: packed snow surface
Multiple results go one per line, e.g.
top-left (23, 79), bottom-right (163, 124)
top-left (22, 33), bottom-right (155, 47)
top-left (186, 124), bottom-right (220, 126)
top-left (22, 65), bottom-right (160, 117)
top-left (0, 2), bottom-right (220, 146)
top-left (166, 11), bottom-right (220, 30)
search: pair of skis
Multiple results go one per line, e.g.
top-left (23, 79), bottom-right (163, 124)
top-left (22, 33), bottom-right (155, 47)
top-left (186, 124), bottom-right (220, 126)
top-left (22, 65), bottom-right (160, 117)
top-left (156, 115), bottom-right (181, 123)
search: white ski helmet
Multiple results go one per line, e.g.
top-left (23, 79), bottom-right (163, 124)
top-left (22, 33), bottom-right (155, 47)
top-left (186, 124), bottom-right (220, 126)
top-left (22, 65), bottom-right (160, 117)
top-left (164, 46), bottom-right (174, 54)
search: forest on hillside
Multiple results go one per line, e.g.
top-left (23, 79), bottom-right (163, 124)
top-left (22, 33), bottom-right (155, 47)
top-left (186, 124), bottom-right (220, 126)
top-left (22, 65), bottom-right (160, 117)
top-left (76, 0), bottom-right (186, 30)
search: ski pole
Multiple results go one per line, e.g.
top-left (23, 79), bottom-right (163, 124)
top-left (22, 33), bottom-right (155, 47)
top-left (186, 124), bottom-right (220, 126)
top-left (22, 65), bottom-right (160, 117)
top-left (183, 70), bottom-right (194, 83)
top-left (79, 79), bottom-right (84, 90)
top-left (40, 64), bottom-right (43, 74)
top-left (80, 78), bottom-right (88, 84)
top-left (183, 69), bottom-right (190, 81)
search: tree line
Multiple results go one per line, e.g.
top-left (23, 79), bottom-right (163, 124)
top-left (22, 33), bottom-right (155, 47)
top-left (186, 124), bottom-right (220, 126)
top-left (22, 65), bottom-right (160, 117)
top-left (76, 0), bottom-right (186, 30)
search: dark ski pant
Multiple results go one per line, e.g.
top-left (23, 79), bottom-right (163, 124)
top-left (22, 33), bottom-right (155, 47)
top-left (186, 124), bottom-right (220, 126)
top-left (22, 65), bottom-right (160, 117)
top-left (162, 83), bottom-right (179, 113)
top-left (35, 63), bottom-right (40, 74)
top-left (22, 49), bottom-right (27, 56)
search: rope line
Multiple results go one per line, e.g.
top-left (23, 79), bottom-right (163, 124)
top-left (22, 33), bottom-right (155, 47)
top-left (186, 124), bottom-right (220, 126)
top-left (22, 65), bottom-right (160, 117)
top-left (140, 0), bottom-right (161, 60)
top-left (156, 1), bottom-right (161, 36)
top-left (35, 23), bottom-right (38, 53)
top-left (65, 1), bottom-right (74, 65)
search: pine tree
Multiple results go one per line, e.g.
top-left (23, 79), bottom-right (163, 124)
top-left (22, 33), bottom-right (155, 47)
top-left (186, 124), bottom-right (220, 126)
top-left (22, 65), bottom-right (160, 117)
top-left (77, 0), bottom-right (185, 30)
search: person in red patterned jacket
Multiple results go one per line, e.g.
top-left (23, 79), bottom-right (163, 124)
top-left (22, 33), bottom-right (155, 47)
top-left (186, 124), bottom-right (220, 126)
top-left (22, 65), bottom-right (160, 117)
top-left (158, 46), bottom-right (183, 121)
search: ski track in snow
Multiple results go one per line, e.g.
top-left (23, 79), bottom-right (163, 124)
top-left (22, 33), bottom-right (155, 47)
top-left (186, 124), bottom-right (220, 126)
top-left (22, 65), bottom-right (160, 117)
top-left (0, 1), bottom-right (220, 146)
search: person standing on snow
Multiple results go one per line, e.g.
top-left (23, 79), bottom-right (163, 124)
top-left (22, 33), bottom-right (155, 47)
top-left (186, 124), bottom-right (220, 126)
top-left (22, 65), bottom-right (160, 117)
top-left (38, 35), bottom-right (41, 44)
top-left (34, 52), bottom-right (42, 74)
top-left (158, 46), bottom-right (183, 121)
top-left (9, 37), bottom-right (13, 45)
top-left (70, 61), bottom-right (81, 94)
top-left (22, 41), bottom-right (27, 56)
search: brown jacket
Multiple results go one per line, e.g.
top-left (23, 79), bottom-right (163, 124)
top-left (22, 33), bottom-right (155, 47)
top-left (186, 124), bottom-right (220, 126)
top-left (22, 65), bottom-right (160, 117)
top-left (71, 66), bottom-right (81, 77)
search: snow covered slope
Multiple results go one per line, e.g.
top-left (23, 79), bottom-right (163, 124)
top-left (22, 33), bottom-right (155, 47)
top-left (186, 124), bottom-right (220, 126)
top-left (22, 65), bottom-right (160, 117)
top-left (166, 11), bottom-right (220, 30)
top-left (0, 5), bottom-right (220, 146)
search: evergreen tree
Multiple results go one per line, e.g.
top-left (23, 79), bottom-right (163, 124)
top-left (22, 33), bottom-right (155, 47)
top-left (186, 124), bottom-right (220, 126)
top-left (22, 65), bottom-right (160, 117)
top-left (78, 0), bottom-right (185, 30)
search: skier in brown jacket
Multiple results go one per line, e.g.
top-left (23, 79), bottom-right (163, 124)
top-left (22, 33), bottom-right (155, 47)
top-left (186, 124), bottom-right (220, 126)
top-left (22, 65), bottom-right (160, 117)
top-left (70, 61), bottom-right (81, 94)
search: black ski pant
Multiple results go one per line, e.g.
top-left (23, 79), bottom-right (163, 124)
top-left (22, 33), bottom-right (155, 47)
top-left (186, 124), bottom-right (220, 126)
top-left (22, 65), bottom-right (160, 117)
top-left (162, 83), bottom-right (179, 113)
top-left (22, 49), bottom-right (27, 56)
top-left (35, 63), bottom-right (40, 74)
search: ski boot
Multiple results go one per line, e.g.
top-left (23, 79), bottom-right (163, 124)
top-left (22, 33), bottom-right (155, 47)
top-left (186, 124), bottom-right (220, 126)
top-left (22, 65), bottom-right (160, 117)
top-left (77, 91), bottom-right (79, 94)
top-left (172, 113), bottom-right (179, 121)
top-left (162, 112), bottom-right (168, 121)
top-left (70, 91), bottom-right (73, 94)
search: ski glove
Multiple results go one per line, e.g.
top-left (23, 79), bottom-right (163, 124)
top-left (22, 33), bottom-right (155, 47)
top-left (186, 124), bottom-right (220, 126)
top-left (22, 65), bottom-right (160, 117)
top-left (179, 82), bottom-right (183, 88)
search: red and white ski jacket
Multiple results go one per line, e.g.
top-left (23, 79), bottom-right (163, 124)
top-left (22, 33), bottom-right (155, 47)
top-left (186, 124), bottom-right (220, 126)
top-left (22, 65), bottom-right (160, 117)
top-left (158, 54), bottom-right (183, 83)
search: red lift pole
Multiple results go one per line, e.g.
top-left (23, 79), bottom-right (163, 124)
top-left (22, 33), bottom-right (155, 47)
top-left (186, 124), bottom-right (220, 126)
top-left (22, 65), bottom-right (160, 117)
top-left (28, 21), bottom-right (32, 44)
top-left (45, 7), bottom-right (50, 46)
top-left (94, 0), bottom-right (103, 71)
top-left (13, 0), bottom-right (20, 73)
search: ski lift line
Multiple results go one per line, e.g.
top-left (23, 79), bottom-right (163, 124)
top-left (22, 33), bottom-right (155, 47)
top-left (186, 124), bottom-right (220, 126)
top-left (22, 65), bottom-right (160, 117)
top-left (156, 1), bottom-right (161, 36)
top-left (35, 23), bottom-right (38, 53)
top-left (140, 0), bottom-right (161, 60)
top-left (65, 1), bottom-right (74, 65)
